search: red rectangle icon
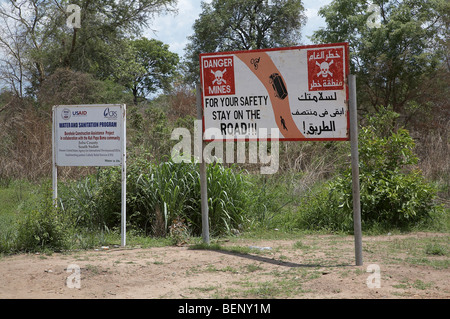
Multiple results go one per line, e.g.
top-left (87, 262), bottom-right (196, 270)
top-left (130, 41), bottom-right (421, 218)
top-left (307, 47), bottom-right (345, 91)
top-left (202, 56), bottom-right (236, 96)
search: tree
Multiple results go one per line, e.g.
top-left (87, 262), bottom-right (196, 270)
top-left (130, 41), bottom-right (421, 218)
top-left (0, 0), bottom-right (57, 97)
top-left (110, 38), bottom-right (180, 105)
top-left (55, 0), bottom-right (177, 76)
top-left (298, 109), bottom-right (443, 232)
top-left (311, 0), bottom-right (449, 125)
top-left (0, 0), bottom-right (177, 97)
top-left (184, 0), bottom-right (306, 83)
top-left (37, 68), bottom-right (134, 110)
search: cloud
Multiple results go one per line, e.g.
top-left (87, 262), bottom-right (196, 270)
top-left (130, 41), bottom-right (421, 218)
top-left (145, 0), bottom-right (330, 55)
top-left (302, 0), bottom-right (329, 44)
top-left (145, 0), bottom-right (209, 56)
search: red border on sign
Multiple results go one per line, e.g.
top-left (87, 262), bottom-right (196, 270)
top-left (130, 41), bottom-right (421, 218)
top-left (199, 43), bottom-right (350, 142)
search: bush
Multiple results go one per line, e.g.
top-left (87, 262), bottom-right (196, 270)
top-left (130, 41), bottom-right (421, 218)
top-left (57, 167), bottom-right (122, 232)
top-left (205, 162), bottom-right (252, 235)
top-left (297, 110), bottom-right (443, 232)
top-left (130, 159), bottom-right (200, 236)
top-left (15, 184), bottom-right (69, 252)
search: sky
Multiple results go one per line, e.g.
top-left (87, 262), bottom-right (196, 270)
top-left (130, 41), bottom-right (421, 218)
top-left (144, 0), bottom-right (332, 58)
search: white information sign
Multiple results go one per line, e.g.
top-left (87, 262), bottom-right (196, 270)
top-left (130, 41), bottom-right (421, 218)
top-left (52, 104), bottom-right (127, 246)
top-left (53, 105), bottom-right (124, 166)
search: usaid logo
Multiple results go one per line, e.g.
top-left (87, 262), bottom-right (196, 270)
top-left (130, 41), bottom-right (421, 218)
top-left (61, 108), bottom-right (71, 120)
top-left (104, 107), bottom-right (118, 120)
top-left (72, 110), bottom-right (87, 116)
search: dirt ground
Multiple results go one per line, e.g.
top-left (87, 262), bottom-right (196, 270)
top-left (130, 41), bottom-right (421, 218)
top-left (0, 232), bottom-right (448, 299)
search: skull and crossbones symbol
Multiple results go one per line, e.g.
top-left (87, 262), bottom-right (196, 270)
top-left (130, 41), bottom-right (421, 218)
top-left (316, 60), bottom-right (333, 77)
top-left (211, 69), bottom-right (226, 85)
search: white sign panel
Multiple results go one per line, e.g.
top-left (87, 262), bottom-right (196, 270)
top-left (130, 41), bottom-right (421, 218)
top-left (53, 105), bottom-right (124, 166)
top-left (200, 43), bottom-right (350, 141)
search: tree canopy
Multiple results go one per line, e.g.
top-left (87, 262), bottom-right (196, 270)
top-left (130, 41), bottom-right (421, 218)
top-left (311, 0), bottom-right (449, 126)
top-left (0, 0), bottom-right (177, 97)
top-left (110, 38), bottom-right (180, 104)
top-left (184, 0), bottom-right (306, 83)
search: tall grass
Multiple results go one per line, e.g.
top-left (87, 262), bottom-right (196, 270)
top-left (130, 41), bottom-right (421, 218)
top-left (58, 155), bottom-right (259, 237)
top-left (132, 160), bottom-right (200, 236)
top-left (205, 163), bottom-right (252, 235)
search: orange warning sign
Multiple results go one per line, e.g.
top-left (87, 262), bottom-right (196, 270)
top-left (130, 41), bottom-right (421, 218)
top-left (200, 43), bottom-right (349, 142)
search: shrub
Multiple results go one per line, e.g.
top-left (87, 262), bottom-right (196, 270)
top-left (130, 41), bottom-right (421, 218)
top-left (131, 159), bottom-right (200, 236)
top-left (205, 163), bottom-right (252, 235)
top-left (15, 184), bottom-right (68, 252)
top-left (297, 110), bottom-right (442, 232)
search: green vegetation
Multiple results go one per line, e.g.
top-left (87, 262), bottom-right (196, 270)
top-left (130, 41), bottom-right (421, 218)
top-left (184, 0), bottom-right (306, 83)
top-left (0, 0), bottom-right (448, 254)
top-left (59, 156), bottom-right (255, 237)
top-left (0, 120), bottom-right (447, 253)
top-left (282, 111), bottom-right (446, 233)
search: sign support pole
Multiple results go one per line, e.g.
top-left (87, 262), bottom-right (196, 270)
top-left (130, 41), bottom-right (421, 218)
top-left (349, 74), bottom-right (363, 266)
top-left (121, 105), bottom-right (127, 247)
top-left (196, 83), bottom-right (210, 245)
top-left (52, 106), bottom-right (58, 207)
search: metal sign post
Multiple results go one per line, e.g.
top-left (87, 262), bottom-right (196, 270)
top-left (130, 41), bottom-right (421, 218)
top-left (196, 84), bottom-right (210, 245)
top-left (52, 107), bottom-right (58, 207)
top-left (120, 106), bottom-right (127, 247)
top-left (349, 74), bottom-right (363, 266)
